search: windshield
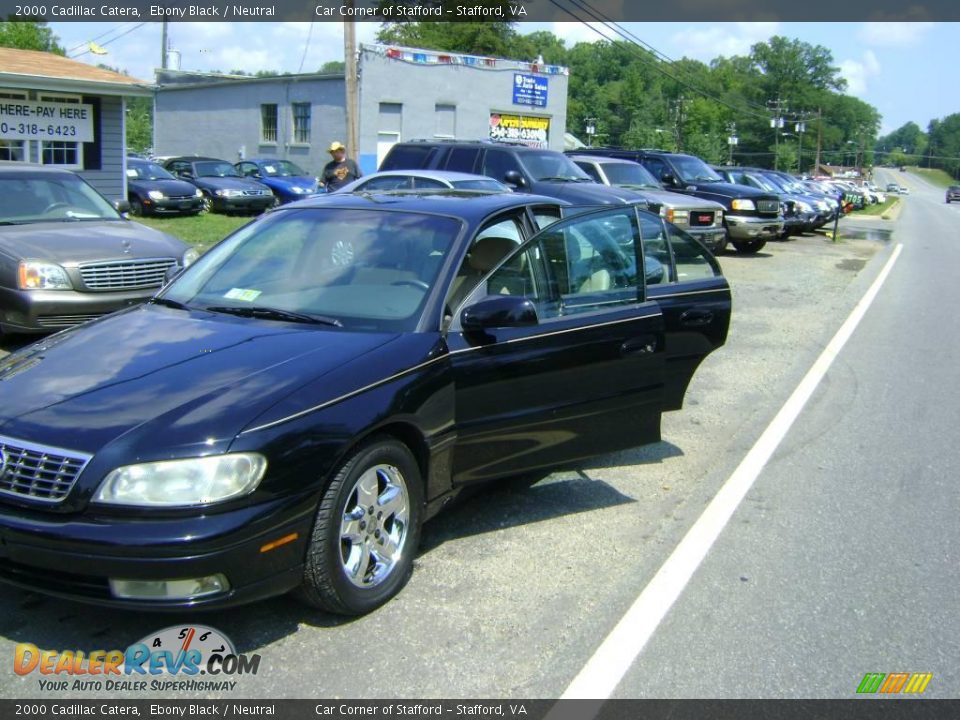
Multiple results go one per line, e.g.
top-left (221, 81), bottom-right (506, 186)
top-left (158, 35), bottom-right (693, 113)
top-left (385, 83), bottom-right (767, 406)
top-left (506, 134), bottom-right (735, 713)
top-left (0, 173), bottom-right (120, 224)
top-left (161, 207), bottom-right (463, 332)
top-left (195, 161), bottom-right (242, 178)
top-left (519, 151), bottom-right (593, 181)
top-left (600, 162), bottom-right (661, 189)
top-left (128, 162), bottom-right (176, 181)
top-left (671, 156), bottom-right (723, 184)
top-left (260, 160), bottom-right (307, 177)
top-left (746, 173), bottom-right (779, 193)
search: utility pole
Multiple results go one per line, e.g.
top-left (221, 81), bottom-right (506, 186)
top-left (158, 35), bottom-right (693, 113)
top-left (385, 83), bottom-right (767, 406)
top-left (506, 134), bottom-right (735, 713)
top-left (671, 96), bottom-right (686, 153)
top-left (344, 17), bottom-right (359, 161)
top-left (161, 20), bottom-right (168, 69)
top-left (795, 118), bottom-right (806, 174)
top-left (814, 107), bottom-right (823, 174)
top-left (768, 97), bottom-right (786, 171)
top-left (726, 122), bottom-right (738, 165)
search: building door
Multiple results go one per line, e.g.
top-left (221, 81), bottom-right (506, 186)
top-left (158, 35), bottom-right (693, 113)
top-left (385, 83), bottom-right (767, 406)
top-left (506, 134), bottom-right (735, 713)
top-left (376, 132), bottom-right (400, 170)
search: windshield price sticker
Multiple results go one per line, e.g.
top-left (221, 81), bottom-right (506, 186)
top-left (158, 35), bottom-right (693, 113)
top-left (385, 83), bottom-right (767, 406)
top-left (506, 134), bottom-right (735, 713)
top-left (0, 101), bottom-right (94, 142)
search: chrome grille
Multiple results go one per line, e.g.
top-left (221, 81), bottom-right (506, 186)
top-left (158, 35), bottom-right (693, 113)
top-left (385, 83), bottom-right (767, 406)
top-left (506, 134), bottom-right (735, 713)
top-left (36, 313), bottom-right (104, 329)
top-left (688, 211), bottom-right (716, 227)
top-left (756, 199), bottom-right (780, 215)
top-left (79, 258), bottom-right (176, 291)
top-left (242, 189), bottom-right (268, 196)
top-left (0, 435), bottom-right (91, 503)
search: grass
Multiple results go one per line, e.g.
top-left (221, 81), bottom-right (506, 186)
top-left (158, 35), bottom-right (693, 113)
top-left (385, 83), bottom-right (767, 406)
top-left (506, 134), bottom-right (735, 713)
top-left (133, 212), bottom-right (254, 251)
top-left (908, 167), bottom-right (956, 189)
top-left (849, 197), bottom-right (897, 217)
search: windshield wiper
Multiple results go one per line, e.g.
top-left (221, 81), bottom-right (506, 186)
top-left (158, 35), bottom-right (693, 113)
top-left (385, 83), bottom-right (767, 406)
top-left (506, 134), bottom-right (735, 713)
top-left (538, 176), bottom-right (582, 182)
top-left (151, 297), bottom-right (190, 310)
top-left (204, 305), bottom-right (343, 327)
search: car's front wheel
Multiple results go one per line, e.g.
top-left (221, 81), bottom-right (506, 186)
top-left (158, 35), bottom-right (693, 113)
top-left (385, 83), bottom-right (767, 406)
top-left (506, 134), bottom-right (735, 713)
top-left (731, 239), bottom-right (767, 254)
top-left (200, 192), bottom-right (213, 214)
top-left (299, 437), bottom-right (424, 615)
top-left (129, 197), bottom-right (145, 216)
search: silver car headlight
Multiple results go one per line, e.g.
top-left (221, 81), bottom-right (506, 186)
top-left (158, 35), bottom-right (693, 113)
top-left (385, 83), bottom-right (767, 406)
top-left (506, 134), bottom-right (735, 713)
top-left (18, 261), bottom-right (73, 290)
top-left (194, 188), bottom-right (204, 198)
top-left (182, 248), bottom-right (199, 267)
top-left (148, 190), bottom-right (165, 200)
top-left (94, 453), bottom-right (267, 507)
top-left (215, 189), bottom-right (243, 197)
top-left (797, 201), bottom-right (813, 213)
top-left (731, 198), bottom-right (756, 211)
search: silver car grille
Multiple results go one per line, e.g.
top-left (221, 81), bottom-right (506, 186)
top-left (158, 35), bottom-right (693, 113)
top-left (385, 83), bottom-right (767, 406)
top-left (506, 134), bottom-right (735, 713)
top-left (0, 435), bottom-right (91, 504)
top-left (242, 189), bottom-right (268, 196)
top-left (756, 199), bottom-right (780, 215)
top-left (36, 313), bottom-right (104, 329)
top-left (78, 258), bottom-right (177, 291)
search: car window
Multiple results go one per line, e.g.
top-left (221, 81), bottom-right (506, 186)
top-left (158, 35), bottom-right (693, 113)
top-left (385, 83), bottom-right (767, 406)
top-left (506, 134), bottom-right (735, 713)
top-left (445, 148), bottom-right (480, 173)
top-left (641, 157), bottom-right (669, 182)
top-left (532, 206), bottom-right (562, 230)
top-left (195, 161), bottom-right (241, 178)
top-left (666, 223), bottom-right (722, 282)
top-left (358, 176), bottom-right (413, 191)
top-left (163, 208), bottom-right (463, 332)
top-left (638, 213), bottom-right (671, 285)
top-left (575, 161), bottom-right (603, 182)
top-left (413, 177), bottom-right (447, 190)
top-left (0, 173), bottom-right (119, 223)
top-left (380, 144), bottom-right (437, 171)
top-left (482, 208), bottom-right (641, 320)
top-left (237, 163), bottom-right (259, 177)
top-left (481, 149), bottom-right (523, 183)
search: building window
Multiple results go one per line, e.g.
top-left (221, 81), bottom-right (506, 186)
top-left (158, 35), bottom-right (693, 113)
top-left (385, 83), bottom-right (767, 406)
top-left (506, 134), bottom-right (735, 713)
top-left (261, 104), bottom-right (278, 143)
top-left (292, 102), bottom-right (311, 144)
top-left (0, 89), bottom-right (28, 162)
top-left (39, 93), bottom-right (82, 169)
top-left (435, 104), bottom-right (455, 138)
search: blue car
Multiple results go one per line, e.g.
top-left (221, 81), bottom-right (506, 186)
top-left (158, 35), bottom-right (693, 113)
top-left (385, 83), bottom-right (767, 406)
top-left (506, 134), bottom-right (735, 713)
top-left (235, 158), bottom-right (321, 204)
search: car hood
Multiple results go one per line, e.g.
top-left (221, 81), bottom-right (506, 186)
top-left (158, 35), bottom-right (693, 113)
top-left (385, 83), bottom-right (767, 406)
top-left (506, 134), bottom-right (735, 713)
top-left (529, 180), bottom-right (648, 206)
top-left (262, 176), bottom-right (318, 191)
top-left (680, 181), bottom-right (770, 198)
top-left (0, 220), bottom-right (186, 263)
top-left (0, 304), bottom-right (401, 456)
top-left (621, 188), bottom-right (725, 211)
top-left (195, 176), bottom-right (268, 192)
top-left (130, 178), bottom-right (200, 197)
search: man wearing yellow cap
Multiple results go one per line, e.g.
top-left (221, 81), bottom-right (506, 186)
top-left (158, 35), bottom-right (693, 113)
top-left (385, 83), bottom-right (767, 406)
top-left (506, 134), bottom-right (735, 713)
top-left (321, 141), bottom-right (361, 192)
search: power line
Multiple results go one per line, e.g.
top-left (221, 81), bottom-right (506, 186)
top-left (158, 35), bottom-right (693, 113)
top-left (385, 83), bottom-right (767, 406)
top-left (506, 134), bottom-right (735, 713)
top-left (66, 22), bottom-right (139, 55)
top-left (69, 23), bottom-right (149, 59)
top-left (297, 21), bottom-right (315, 74)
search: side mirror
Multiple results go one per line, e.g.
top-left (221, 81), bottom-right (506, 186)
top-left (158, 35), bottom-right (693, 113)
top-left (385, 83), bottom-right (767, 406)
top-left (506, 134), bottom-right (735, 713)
top-left (503, 170), bottom-right (527, 188)
top-left (461, 295), bottom-right (538, 333)
top-left (164, 265), bottom-right (183, 284)
top-left (114, 199), bottom-right (131, 214)
top-left (660, 172), bottom-right (678, 188)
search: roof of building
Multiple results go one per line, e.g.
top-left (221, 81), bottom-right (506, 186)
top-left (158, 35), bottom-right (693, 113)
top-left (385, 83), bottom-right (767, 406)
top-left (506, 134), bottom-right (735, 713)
top-left (0, 47), bottom-right (150, 95)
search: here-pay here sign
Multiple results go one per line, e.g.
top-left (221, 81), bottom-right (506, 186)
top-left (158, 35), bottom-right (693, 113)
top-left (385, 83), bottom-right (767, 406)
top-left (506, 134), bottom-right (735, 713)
top-left (0, 101), bottom-right (94, 142)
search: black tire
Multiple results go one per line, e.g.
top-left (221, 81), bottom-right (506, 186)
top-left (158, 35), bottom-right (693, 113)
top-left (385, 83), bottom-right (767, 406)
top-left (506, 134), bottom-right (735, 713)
top-left (299, 437), bottom-right (424, 615)
top-left (129, 197), bottom-right (145, 216)
top-left (731, 239), bottom-right (767, 254)
top-left (200, 192), bottom-right (213, 214)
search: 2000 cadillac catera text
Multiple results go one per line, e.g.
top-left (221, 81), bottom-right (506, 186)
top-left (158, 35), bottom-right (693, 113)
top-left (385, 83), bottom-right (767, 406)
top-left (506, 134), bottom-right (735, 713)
top-left (0, 190), bottom-right (730, 614)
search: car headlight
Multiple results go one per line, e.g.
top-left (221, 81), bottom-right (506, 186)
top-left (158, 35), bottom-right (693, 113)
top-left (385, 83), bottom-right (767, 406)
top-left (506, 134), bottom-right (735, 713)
top-left (182, 248), bottom-right (199, 267)
top-left (797, 201), bottom-right (813, 213)
top-left (147, 190), bottom-right (165, 201)
top-left (215, 189), bottom-right (243, 197)
top-left (18, 261), bottom-right (73, 290)
top-left (291, 186), bottom-right (308, 194)
top-left (194, 188), bottom-right (203, 198)
top-left (664, 208), bottom-right (688, 224)
top-left (94, 453), bottom-right (267, 507)
top-left (731, 199), bottom-right (756, 211)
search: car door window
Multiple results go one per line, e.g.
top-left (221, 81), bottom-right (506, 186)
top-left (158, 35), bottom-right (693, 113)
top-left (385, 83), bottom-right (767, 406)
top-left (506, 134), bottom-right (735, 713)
top-left (359, 176), bottom-right (412, 191)
top-left (642, 157), bottom-right (669, 182)
top-left (575, 162), bottom-right (603, 182)
top-left (638, 213), bottom-right (671, 285)
top-left (478, 207), bottom-right (642, 320)
top-left (481, 149), bottom-right (523, 183)
top-left (531, 205), bottom-right (562, 231)
top-left (413, 177), bottom-right (447, 189)
top-left (666, 224), bottom-right (721, 282)
top-left (238, 163), bottom-right (259, 177)
top-left (445, 213), bottom-right (526, 314)
top-left (445, 148), bottom-right (480, 172)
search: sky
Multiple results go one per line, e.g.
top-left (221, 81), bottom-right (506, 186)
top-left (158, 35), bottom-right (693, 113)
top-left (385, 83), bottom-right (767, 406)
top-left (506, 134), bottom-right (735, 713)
top-left (47, 21), bottom-right (955, 137)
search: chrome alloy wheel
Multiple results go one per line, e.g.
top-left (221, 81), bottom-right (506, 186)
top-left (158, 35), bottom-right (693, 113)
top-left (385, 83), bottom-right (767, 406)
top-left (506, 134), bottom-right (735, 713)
top-left (339, 464), bottom-right (410, 588)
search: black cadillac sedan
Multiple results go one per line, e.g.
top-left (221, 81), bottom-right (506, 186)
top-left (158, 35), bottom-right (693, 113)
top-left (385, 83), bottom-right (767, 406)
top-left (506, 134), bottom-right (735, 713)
top-left (0, 191), bottom-right (730, 615)
top-left (163, 157), bottom-right (275, 214)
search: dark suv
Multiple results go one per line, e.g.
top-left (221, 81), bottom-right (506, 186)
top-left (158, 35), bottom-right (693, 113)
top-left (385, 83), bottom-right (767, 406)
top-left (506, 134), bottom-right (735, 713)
top-left (947, 186), bottom-right (960, 203)
top-left (378, 140), bottom-right (652, 209)
top-left (571, 149), bottom-right (783, 253)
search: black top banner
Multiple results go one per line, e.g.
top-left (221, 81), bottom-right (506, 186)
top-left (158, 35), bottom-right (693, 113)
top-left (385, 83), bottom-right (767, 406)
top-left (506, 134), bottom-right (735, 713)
top-left (1, 0), bottom-right (959, 22)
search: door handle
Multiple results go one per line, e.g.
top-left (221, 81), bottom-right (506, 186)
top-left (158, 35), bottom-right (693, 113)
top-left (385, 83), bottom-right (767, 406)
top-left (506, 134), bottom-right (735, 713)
top-left (621, 335), bottom-right (657, 356)
top-left (680, 309), bottom-right (714, 327)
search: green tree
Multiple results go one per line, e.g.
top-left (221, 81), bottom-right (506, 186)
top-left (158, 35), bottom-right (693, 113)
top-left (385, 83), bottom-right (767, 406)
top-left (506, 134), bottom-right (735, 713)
top-left (125, 96), bottom-right (153, 154)
top-left (376, 20), bottom-right (521, 57)
top-left (319, 60), bottom-right (345, 73)
top-left (0, 20), bottom-right (65, 54)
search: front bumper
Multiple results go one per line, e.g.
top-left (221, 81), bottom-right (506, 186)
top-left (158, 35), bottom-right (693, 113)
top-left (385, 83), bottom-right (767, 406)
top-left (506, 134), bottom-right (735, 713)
top-left (144, 197), bottom-right (204, 214)
top-left (212, 195), bottom-right (275, 213)
top-left (0, 286), bottom-right (158, 334)
top-left (0, 494), bottom-right (315, 610)
top-left (684, 226), bottom-right (728, 252)
top-left (725, 214), bottom-right (784, 240)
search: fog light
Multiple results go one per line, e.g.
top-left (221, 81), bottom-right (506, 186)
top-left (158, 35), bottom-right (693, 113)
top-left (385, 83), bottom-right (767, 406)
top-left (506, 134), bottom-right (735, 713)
top-left (109, 574), bottom-right (230, 600)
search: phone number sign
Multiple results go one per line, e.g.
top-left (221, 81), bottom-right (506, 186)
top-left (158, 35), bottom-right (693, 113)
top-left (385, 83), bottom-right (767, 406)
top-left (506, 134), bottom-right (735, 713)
top-left (0, 101), bottom-right (94, 142)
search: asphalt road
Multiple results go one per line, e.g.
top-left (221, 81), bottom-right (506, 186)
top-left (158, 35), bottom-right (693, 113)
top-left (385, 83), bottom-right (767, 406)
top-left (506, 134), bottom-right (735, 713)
top-left (1, 179), bottom-right (950, 700)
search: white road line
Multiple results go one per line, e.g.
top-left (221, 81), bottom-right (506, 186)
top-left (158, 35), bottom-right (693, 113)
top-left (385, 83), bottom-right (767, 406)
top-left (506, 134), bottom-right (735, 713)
top-left (560, 243), bottom-right (905, 700)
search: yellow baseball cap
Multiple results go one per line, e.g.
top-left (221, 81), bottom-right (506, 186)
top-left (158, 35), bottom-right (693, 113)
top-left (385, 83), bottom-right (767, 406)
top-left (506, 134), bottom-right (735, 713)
top-left (328, 141), bottom-right (346, 153)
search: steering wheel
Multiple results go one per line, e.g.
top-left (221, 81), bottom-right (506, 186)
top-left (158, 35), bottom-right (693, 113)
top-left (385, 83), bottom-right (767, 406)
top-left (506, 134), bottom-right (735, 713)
top-left (390, 280), bottom-right (429, 291)
top-left (44, 202), bottom-right (71, 214)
